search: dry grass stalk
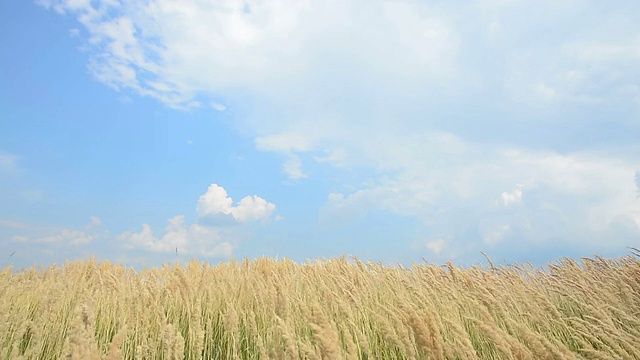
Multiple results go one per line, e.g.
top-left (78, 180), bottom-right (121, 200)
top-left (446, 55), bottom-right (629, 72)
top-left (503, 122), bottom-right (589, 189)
top-left (0, 253), bottom-right (639, 359)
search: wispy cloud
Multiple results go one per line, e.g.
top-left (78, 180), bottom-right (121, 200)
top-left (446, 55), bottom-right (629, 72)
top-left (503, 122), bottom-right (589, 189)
top-left (256, 133), bottom-right (312, 179)
top-left (37, 0), bottom-right (460, 109)
top-left (39, 0), bottom-right (640, 262)
top-left (211, 101), bottom-right (226, 111)
top-left (255, 133), bottom-right (312, 153)
top-left (322, 145), bottom-right (640, 257)
top-left (7, 217), bottom-right (107, 246)
top-left (0, 152), bottom-right (19, 175)
top-left (36, 228), bottom-right (96, 246)
top-left (0, 220), bottom-right (28, 230)
top-left (426, 239), bottom-right (445, 256)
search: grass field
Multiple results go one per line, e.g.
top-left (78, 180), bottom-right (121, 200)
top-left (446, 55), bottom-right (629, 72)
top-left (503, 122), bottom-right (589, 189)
top-left (1, 251), bottom-right (639, 359)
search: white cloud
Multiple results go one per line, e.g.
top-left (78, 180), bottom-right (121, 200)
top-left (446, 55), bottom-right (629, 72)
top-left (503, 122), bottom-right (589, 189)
top-left (37, 228), bottom-right (96, 246)
top-left (11, 236), bottom-right (28, 243)
top-left (18, 190), bottom-right (44, 203)
top-left (501, 186), bottom-right (523, 207)
top-left (196, 184), bottom-right (276, 222)
top-left (506, 31), bottom-right (640, 106)
top-left (255, 133), bottom-right (311, 153)
top-left (282, 155), bottom-right (307, 180)
top-left (533, 83), bottom-right (557, 100)
top-left (0, 220), bottom-right (28, 229)
top-left (483, 225), bottom-right (510, 245)
top-left (40, 0), bottom-right (640, 122)
top-left (255, 133), bottom-right (313, 180)
top-left (204, 241), bottom-right (234, 258)
top-left (322, 138), bottom-right (640, 255)
top-left (0, 152), bottom-right (19, 175)
top-left (87, 216), bottom-right (102, 228)
top-left (118, 184), bottom-right (276, 257)
top-left (211, 101), bottom-right (226, 111)
top-left (119, 216), bottom-right (190, 253)
top-left (426, 239), bottom-right (445, 256)
top-left (39, 0), bottom-right (460, 108)
top-left (314, 148), bottom-right (347, 168)
top-left (117, 216), bottom-right (236, 258)
top-left (196, 184), bottom-right (234, 218)
top-left (11, 217), bottom-right (107, 246)
top-left (233, 195), bottom-right (278, 222)
top-left (41, 0), bottom-right (640, 262)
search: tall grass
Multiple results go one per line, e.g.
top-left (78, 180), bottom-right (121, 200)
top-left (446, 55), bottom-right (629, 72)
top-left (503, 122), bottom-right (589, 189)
top-left (1, 252), bottom-right (639, 359)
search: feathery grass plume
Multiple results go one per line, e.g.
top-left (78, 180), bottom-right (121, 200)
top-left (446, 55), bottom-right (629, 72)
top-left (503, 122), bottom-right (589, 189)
top-left (309, 303), bottom-right (342, 359)
top-left (1, 252), bottom-right (640, 358)
top-left (442, 317), bottom-right (478, 359)
top-left (188, 293), bottom-right (206, 359)
top-left (352, 319), bottom-right (371, 357)
top-left (161, 323), bottom-right (185, 360)
top-left (371, 310), bottom-right (407, 356)
top-left (299, 340), bottom-right (322, 360)
top-left (505, 317), bottom-right (568, 360)
top-left (105, 325), bottom-right (127, 360)
top-left (64, 303), bottom-right (100, 360)
top-left (276, 315), bottom-right (299, 360)
top-left (403, 305), bottom-right (446, 360)
top-left (582, 315), bottom-right (638, 358)
top-left (340, 326), bottom-right (359, 360)
top-left (469, 316), bottom-right (514, 359)
top-left (221, 303), bottom-right (240, 358)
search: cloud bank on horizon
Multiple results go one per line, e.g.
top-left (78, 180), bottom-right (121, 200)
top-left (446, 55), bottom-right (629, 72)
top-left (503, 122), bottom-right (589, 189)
top-left (1, 0), bottom-right (639, 267)
top-left (9, 183), bottom-right (277, 260)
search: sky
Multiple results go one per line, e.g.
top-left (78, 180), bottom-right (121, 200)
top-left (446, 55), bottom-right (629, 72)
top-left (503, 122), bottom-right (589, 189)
top-left (1, 0), bottom-right (639, 269)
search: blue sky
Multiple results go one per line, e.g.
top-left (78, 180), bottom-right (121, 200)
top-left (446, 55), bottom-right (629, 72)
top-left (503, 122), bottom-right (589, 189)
top-left (1, 0), bottom-right (639, 269)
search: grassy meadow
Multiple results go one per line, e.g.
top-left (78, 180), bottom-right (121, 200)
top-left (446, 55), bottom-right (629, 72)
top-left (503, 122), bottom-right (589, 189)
top-left (1, 252), bottom-right (639, 359)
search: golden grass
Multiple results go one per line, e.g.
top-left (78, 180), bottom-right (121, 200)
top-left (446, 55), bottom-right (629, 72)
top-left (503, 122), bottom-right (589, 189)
top-left (1, 252), bottom-right (639, 359)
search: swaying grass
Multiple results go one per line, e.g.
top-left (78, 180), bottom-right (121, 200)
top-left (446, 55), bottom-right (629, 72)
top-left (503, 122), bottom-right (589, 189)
top-left (1, 251), bottom-right (639, 359)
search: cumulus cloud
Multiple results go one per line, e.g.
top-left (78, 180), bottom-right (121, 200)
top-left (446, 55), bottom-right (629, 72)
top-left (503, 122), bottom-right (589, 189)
top-left (117, 215), bottom-right (233, 257)
top-left (196, 184), bottom-right (276, 222)
top-left (117, 184), bottom-right (275, 257)
top-left (501, 186), bottom-right (523, 207)
top-left (196, 184), bottom-right (234, 219)
top-left (233, 195), bottom-right (278, 222)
